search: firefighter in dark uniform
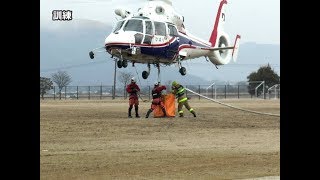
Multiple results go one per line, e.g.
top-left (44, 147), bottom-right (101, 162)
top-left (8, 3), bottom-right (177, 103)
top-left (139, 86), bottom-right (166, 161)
top-left (145, 82), bottom-right (167, 118)
top-left (126, 77), bottom-right (140, 118)
top-left (171, 81), bottom-right (196, 117)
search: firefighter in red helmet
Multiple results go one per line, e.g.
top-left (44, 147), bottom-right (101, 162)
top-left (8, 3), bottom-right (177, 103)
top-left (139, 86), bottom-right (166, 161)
top-left (145, 81), bottom-right (167, 118)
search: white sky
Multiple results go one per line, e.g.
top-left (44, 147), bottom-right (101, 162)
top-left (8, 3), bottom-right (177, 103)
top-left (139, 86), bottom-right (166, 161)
top-left (40, 0), bottom-right (280, 44)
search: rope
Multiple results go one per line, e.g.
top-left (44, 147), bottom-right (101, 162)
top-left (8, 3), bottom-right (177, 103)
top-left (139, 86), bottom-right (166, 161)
top-left (185, 87), bottom-right (280, 117)
top-left (138, 93), bottom-right (148, 102)
top-left (134, 66), bottom-right (148, 102)
top-left (134, 65), bottom-right (142, 87)
top-left (157, 65), bottom-right (161, 83)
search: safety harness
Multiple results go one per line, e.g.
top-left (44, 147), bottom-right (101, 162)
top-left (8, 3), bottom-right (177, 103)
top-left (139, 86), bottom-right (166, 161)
top-left (152, 88), bottom-right (161, 99)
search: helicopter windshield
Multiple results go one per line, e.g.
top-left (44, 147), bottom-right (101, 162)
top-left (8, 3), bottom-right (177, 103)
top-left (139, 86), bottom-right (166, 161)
top-left (123, 19), bottom-right (143, 33)
top-left (113, 20), bottom-right (125, 33)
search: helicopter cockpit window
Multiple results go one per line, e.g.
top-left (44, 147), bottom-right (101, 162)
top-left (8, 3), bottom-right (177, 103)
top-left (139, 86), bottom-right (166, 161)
top-left (168, 24), bottom-right (179, 37)
top-left (154, 22), bottom-right (166, 36)
top-left (123, 19), bottom-right (143, 33)
top-left (113, 20), bottom-right (125, 33)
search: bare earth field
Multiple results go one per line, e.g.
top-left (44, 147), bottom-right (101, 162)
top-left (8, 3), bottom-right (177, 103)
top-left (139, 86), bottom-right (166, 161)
top-left (40, 99), bottom-right (280, 180)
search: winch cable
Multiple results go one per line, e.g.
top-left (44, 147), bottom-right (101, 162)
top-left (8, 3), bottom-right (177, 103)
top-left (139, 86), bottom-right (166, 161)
top-left (185, 87), bottom-right (280, 117)
top-left (134, 65), bottom-right (142, 88)
top-left (134, 65), bottom-right (148, 102)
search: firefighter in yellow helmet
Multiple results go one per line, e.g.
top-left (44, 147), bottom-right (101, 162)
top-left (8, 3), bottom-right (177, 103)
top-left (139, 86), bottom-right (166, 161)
top-left (171, 81), bottom-right (196, 117)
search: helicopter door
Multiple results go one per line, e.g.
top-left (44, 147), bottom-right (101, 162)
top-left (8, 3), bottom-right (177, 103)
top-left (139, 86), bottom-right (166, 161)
top-left (153, 21), bottom-right (167, 44)
top-left (166, 24), bottom-right (179, 58)
top-left (168, 24), bottom-right (179, 37)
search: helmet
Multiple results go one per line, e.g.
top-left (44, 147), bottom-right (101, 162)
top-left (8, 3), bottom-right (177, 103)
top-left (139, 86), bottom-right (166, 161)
top-left (154, 81), bottom-right (159, 86)
top-left (131, 77), bottom-right (136, 83)
top-left (172, 81), bottom-right (178, 86)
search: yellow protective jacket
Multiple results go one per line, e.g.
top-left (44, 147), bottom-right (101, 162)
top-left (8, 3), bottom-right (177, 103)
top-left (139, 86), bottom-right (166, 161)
top-left (172, 84), bottom-right (188, 103)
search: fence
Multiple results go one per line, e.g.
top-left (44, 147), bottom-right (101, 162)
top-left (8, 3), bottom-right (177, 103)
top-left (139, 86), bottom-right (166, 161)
top-left (41, 84), bottom-right (280, 100)
top-left (268, 84), bottom-right (280, 99)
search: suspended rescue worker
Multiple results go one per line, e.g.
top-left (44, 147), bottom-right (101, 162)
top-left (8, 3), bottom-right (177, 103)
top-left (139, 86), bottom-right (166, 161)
top-left (126, 77), bottom-right (140, 118)
top-left (171, 81), bottom-right (196, 117)
top-left (145, 82), bottom-right (167, 118)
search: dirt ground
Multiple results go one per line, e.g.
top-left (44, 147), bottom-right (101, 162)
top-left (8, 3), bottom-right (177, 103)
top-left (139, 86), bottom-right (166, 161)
top-left (40, 99), bottom-right (280, 180)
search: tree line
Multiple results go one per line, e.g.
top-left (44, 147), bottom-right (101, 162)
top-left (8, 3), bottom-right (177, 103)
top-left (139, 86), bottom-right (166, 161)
top-left (40, 71), bottom-right (72, 99)
top-left (41, 65), bottom-right (280, 99)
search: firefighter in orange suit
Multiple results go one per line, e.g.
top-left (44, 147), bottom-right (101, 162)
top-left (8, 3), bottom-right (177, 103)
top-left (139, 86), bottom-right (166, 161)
top-left (126, 77), bottom-right (140, 118)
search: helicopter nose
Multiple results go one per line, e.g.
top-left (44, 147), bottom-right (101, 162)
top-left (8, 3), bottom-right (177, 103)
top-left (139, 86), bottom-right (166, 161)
top-left (105, 32), bottom-right (138, 45)
top-left (104, 34), bottom-right (115, 45)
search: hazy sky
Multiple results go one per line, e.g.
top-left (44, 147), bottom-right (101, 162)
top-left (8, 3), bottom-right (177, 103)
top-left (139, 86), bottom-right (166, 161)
top-left (41, 0), bottom-right (280, 44)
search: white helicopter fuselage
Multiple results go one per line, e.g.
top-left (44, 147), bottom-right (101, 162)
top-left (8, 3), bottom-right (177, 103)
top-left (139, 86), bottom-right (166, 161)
top-left (105, 17), bottom-right (214, 64)
top-left (90, 0), bottom-right (240, 79)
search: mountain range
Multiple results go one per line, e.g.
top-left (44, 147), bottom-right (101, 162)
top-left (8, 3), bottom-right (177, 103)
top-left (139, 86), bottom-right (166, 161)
top-left (40, 19), bottom-right (280, 86)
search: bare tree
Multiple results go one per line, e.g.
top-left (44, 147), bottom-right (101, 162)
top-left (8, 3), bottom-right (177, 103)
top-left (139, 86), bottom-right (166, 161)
top-left (118, 71), bottom-right (133, 99)
top-left (51, 71), bottom-right (72, 99)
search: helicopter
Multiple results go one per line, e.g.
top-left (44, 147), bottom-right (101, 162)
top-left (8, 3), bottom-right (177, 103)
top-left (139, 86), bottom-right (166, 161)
top-left (89, 0), bottom-right (241, 80)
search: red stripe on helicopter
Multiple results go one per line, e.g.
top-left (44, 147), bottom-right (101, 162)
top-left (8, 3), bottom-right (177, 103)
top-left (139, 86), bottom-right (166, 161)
top-left (209, 0), bottom-right (227, 47)
top-left (178, 45), bottom-right (196, 51)
top-left (232, 35), bottom-right (241, 56)
top-left (105, 37), bottom-right (176, 48)
top-left (178, 44), bottom-right (215, 52)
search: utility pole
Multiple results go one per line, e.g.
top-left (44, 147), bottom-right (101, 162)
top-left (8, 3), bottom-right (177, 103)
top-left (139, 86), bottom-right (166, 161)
top-left (113, 59), bottom-right (117, 99)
